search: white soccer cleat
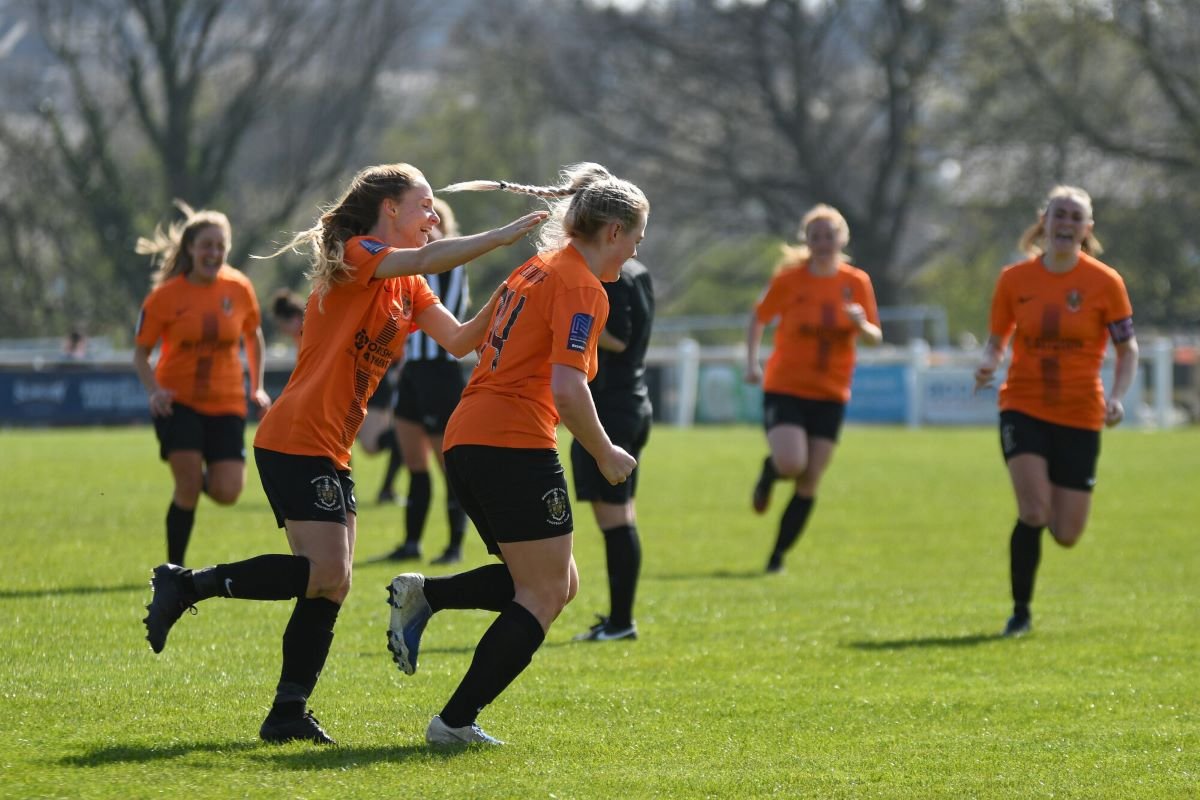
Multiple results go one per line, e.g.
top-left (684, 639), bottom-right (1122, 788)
top-left (387, 573), bottom-right (432, 675)
top-left (425, 715), bottom-right (504, 746)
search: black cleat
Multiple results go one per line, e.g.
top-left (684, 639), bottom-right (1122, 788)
top-left (259, 710), bottom-right (336, 745)
top-left (385, 543), bottom-right (422, 562)
top-left (1002, 614), bottom-right (1032, 638)
top-left (429, 548), bottom-right (462, 566)
top-left (765, 552), bottom-right (784, 574)
top-left (143, 563), bottom-right (196, 653)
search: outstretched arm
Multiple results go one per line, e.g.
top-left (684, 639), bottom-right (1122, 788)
top-left (375, 212), bottom-right (547, 279)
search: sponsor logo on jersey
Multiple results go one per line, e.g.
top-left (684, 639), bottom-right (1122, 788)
top-left (567, 313), bottom-right (594, 352)
top-left (360, 238), bottom-right (388, 255)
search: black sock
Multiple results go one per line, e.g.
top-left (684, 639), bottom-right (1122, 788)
top-left (271, 596), bottom-right (341, 717)
top-left (1010, 520), bottom-right (1043, 619)
top-left (440, 601), bottom-right (545, 728)
top-left (379, 429), bottom-right (403, 494)
top-left (404, 471), bottom-right (432, 548)
top-left (772, 495), bottom-right (815, 557)
top-left (189, 554), bottom-right (310, 601)
top-left (166, 502), bottom-right (195, 566)
top-left (759, 454), bottom-right (779, 485)
top-left (445, 482), bottom-right (467, 552)
top-left (602, 524), bottom-right (641, 629)
top-left (423, 564), bottom-right (514, 613)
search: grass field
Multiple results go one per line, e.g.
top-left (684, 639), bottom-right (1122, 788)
top-left (0, 423), bottom-right (1196, 799)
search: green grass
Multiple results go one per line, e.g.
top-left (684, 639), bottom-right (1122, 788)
top-left (0, 424), bottom-right (1196, 799)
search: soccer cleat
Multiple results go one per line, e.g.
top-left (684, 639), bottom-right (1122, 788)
top-left (426, 715), bottom-right (504, 746)
top-left (387, 573), bottom-right (432, 675)
top-left (143, 563), bottom-right (197, 653)
top-left (765, 553), bottom-right (784, 574)
top-left (573, 615), bottom-right (637, 642)
top-left (752, 476), bottom-right (773, 514)
top-left (377, 488), bottom-right (397, 505)
top-left (429, 548), bottom-right (462, 566)
top-left (259, 710), bottom-right (336, 745)
top-left (385, 543), bottom-right (422, 562)
top-left (1002, 614), bottom-right (1032, 638)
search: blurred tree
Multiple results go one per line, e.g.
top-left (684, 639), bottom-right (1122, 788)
top-left (0, 0), bottom-right (428, 340)
top-left (454, 0), bottom-right (961, 310)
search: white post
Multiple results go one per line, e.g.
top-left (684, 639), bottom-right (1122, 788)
top-left (906, 338), bottom-right (930, 428)
top-left (674, 338), bottom-right (701, 427)
top-left (1153, 337), bottom-right (1173, 428)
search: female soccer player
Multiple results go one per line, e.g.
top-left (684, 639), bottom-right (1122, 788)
top-left (133, 204), bottom-right (271, 568)
top-left (745, 204), bottom-right (882, 573)
top-left (386, 163), bottom-right (646, 745)
top-left (975, 185), bottom-right (1138, 637)
top-left (141, 163), bottom-right (546, 745)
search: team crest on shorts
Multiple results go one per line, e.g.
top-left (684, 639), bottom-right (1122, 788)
top-left (542, 487), bottom-right (569, 526)
top-left (311, 476), bottom-right (342, 511)
top-left (1065, 289), bottom-right (1083, 312)
top-left (1001, 423), bottom-right (1016, 455)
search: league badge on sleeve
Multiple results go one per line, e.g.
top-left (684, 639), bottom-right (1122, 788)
top-left (567, 313), bottom-right (594, 352)
top-left (360, 238), bottom-right (388, 256)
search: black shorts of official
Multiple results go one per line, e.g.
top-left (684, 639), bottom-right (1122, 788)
top-left (366, 379), bottom-right (395, 410)
top-left (254, 447), bottom-right (358, 528)
top-left (153, 402), bottom-right (246, 462)
top-left (570, 409), bottom-right (651, 504)
top-left (444, 445), bottom-right (572, 556)
top-left (393, 360), bottom-right (466, 433)
top-left (999, 410), bottom-right (1101, 492)
top-left (762, 392), bottom-right (846, 442)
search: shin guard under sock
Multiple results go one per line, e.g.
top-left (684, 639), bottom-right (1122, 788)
top-left (772, 495), bottom-right (815, 556)
top-left (166, 502), bottom-right (195, 566)
top-left (440, 601), bottom-right (545, 728)
top-left (190, 554), bottom-right (310, 601)
top-left (602, 524), bottom-right (641, 629)
top-left (1010, 520), bottom-right (1044, 619)
top-left (404, 472), bottom-right (432, 548)
top-left (423, 564), bottom-right (514, 613)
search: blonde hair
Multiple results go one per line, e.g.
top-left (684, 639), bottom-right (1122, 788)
top-left (136, 201), bottom-right (232, 288)
top-left (1018, 185), bottom-right (1103, 256)
top-left (432, 196), bottom-right (459, 238)
top-left (263, 163), bottom-right (425, 304)
top-left (440, 162), bottom-right (648, 253)
top-left (776, 203), bottom-right (850, 272)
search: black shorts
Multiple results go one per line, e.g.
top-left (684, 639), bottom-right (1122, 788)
top-left (153, 403), bottom-right (246, 462)
top-left (393, 360), bottom-right (466, 433)
top-left (762, 393), bottom-right (846, 442)
top-left (999, 410), bottom-right (1101, 492)
top-left (254, 447), bottom-right (358, 528)
top-left (444, 445), bottom-right (572, 556)
top-left (570, 408), bottom-right (651, 504)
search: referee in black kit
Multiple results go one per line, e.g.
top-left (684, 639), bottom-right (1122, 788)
top-left (383, 198), bottom-right (472, 565)
top-left (571, 258), bottom-right (655, 642)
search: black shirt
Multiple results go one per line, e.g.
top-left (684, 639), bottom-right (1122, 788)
top-left (591, 259), bottom-right (654, 416)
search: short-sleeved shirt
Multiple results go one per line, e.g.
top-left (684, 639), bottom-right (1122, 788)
top-left (443, 244), bottom-right (609, 450)
top-left (135, 266), bottom-right (261, 416)
top-left (254, 236), bottom-right (440, 469)
top-left (754, 261), bottom-right (879, 403)
top-left (591, 259), bottom-right (655, 418)
top-left (990, 253), bottom-right (1133, 431)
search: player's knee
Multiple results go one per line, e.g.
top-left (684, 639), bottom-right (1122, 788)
top-left (1017, 503), bottom-right (1051, 529)
top-left (1050, 525), bottom-right (1084, 548)
top-left (309, 558), bottom-right (352, 597)
top-left (206, 482), bottom-right (242, 505)
top-left (773, 455), bottom-right (807, 478)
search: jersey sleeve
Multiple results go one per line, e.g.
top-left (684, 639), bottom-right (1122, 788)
top-left (346, 237), bottom-right (392, 287)
top-left (549, 286), bottom-right (609, 379)
top-left (988, 269), bottom-right (1016, 344)
top-left (408, 275), bottom-right (441, 332)
top-left (134, 288), bottom-right (167, 348)
top-left (855, 271), bottom-right (880, 325)
top-left (1103, 271), bottom-right (1134, 324)
top-left (237, 274), bottom-right (262, 337)
top-left (753, 273), bottom-right (787, 323)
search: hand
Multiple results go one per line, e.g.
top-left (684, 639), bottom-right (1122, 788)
top-left (844, 302), bottom-right (866, 327)
top-left (148, 388), bottom-right (175, 417)
top-left (1104, 397), bottom-right (1125, 428)
top-left (597, 444), bottom-right (637, 486)
top-left (744, 362), bottom-right (763, 385)
top-left (497, 211), bottom-right (549, 245)
top-left (973, 363), bottom-right (997, 394)
top-left (252, 388), bottom-right (272, 418)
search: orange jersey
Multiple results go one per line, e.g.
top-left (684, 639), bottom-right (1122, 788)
top-left (754, 261), bottom-right (879, 403)
top-left (254, 236), bottom-right (439, 468)
top-left (135, 266), bottom-right (261, 416)
top-left (443, 245), bottom-right (608, 450)
top-left (990, 253), bottom-right (1133, 431)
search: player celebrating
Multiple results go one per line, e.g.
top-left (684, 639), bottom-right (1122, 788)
top-left (975, 185), bottom-right (1138, 637)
